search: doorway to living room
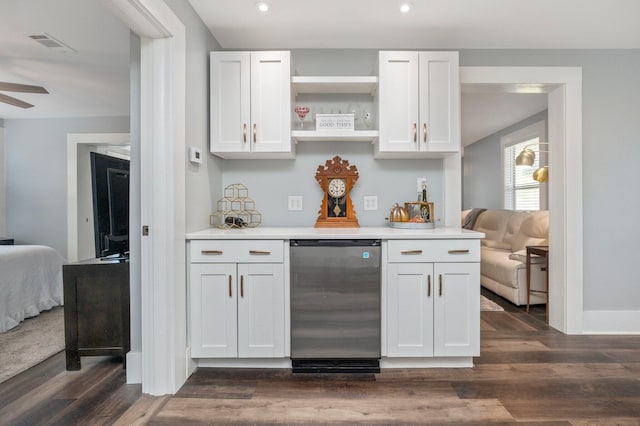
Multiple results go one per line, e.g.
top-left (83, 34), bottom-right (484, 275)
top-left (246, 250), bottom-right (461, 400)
top-left (460, 67), bottom-right (583, 334)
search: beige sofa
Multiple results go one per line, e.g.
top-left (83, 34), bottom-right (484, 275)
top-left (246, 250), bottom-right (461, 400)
top-left (463, 209), bottom-right (549, 306)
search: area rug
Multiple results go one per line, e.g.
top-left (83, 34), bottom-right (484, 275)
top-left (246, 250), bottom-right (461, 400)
top-left (480, 295), bottom-right (504, 312)
top-left (0, 306), bottom-right (64, 384)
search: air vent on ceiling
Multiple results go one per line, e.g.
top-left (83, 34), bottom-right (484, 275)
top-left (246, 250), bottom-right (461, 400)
top-left (28, 33), bottom-right (76, 52)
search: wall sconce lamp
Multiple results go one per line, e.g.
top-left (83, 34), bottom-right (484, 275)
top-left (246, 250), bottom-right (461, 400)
top-left (515, 142), bottom-right (549, 182)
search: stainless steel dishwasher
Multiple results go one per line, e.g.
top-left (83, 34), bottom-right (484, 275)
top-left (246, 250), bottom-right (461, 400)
top-left (290, 239), bottom-right (381, 373)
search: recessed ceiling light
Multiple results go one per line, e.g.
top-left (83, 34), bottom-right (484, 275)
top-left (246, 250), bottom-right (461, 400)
top-left (400, 2), bottom-right (414, 13)
top-left (256, 2), bottom-right (270, 13)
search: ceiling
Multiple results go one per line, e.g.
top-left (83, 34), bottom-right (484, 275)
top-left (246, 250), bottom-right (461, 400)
top-left (2, 1), bottom-right (638, 145)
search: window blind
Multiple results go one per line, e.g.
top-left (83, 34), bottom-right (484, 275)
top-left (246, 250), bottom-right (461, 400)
top-left (504, 138), bottom-right (540, 211)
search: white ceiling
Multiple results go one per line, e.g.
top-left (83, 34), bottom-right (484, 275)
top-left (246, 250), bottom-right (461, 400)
top-left (2, 0), bottom-right (637, 145)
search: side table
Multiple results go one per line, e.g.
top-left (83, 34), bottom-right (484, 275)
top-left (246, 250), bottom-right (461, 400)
top-left (526, 245), bottom-right (549, 321)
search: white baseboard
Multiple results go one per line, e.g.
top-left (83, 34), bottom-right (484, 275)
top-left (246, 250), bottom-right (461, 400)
top-left (381, 357), bottom-right (474, 368)
top-left (583, 310), bottom-right (640, 334)
top-left (126, 351), bottom-right (143, 383)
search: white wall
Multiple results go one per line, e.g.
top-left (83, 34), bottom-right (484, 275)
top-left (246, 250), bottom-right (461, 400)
top-left (165, 0), bottom-right (223, 233)
top-left (462, 110), bottom-right (547, 210)
top-left (4, 116), bottom-right (129, 257)
top-left (0, 123), bottom-right (5, 236)
top-left (458, 49), bottom-right (640, 312)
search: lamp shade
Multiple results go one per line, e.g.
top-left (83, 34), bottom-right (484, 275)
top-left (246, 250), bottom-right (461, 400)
top-left (533, 166), bottom-right (548, 182)
top-left (515, 148), bottom-right (536, 167)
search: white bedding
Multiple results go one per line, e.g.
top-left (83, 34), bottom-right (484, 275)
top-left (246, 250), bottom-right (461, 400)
top-left (0, 245), bottom-right (65, 333)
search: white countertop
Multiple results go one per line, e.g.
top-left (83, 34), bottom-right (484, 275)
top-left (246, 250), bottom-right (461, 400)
top-left (186, 226), bottom-right (484, 240)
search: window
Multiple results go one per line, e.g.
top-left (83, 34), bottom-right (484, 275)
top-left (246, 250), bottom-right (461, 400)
top-left (501, 121), bottom-right (547, 211)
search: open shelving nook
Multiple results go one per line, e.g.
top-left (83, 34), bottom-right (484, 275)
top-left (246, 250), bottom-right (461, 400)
top-left (291, 76), bottom-right (379, 143)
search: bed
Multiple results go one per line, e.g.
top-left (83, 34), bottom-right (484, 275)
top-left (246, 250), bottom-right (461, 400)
top-left (0, 245), bottom-right (65, 333)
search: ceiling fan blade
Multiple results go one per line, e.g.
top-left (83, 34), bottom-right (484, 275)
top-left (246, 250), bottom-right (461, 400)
top-left (0, 93), bottom-right (34, 109)
top-left (0, 82), bottom-right (49, 94)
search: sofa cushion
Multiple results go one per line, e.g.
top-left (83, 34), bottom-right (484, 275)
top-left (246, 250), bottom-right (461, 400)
top-left (502, 212), bottom-right (528, 247)
top-left (480, 247), bottom-right (525, 289)
top-left (482, 240), bottom-right (511, 250)
top-left (510, 211), bottom-right (549, 252)
top-left (473, 209), bottom-right (514, 242)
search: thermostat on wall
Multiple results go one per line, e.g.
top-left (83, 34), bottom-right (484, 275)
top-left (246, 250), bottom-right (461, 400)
top-left (189, 146), bottom-right (202, 164)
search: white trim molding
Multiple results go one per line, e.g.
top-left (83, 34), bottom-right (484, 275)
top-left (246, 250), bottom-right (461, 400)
top-left (583, 311), bottom-right (640, 335)
top-left (102, 0), bottom-right (187, 395)
top-left (461, 66), bottom-right (583, 335)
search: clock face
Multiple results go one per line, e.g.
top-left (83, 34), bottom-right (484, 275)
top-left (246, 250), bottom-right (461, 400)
top-left (328, 178), bottom-right (346, 198)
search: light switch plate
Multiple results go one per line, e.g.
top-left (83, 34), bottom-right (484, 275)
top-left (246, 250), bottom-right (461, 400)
top-left (189, 146), bottom-right (202, 164)
top-left (363, 195), bottom-right (378, 211)
top-left (288, 196), bottom-right (303, 211)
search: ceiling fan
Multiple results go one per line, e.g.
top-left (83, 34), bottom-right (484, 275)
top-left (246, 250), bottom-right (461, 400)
top-left (0, 82), bottom-right (49, 109)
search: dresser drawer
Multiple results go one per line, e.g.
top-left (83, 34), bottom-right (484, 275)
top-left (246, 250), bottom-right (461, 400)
top-left (387, 239), bottom-right (480, 263)
top-left (190, 240), bottom-right (284, 263)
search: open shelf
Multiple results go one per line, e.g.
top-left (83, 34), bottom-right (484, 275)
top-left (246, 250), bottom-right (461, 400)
top-left (292, 130), bottom-right (378, 143)
top-left (291, 76), bottom-right (378, 96)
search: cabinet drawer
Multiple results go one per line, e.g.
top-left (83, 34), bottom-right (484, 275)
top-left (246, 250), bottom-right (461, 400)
top-left (387, 239), bottom-right (479, 263)
top-left (190, 240), bottom-right (284, 263)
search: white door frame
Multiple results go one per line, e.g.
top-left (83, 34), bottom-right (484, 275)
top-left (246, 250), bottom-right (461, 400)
top-left (66, 132), bottom-right (130, 263)
top-left (460, 67), bottom-right (583, 334)
top-left (102, 0), bottom-right (187, 395)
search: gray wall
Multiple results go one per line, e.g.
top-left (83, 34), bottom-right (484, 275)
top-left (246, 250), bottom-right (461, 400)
top-left (458, 49), bottom-right (640, 311)
top-left (0, 124), bottom-right (5, 236)
top-left (462, 110), bottom-right (548, 210)
top-left (166, 0), bottom-right (223, 233)
top-left (4, 116), bottom-right (129, 257)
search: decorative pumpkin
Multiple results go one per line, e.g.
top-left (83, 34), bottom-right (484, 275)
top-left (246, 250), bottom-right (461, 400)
top-left (389, 203), bottom-right (409, 222)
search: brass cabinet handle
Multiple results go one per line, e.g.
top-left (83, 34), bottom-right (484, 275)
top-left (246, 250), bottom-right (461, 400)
top-left (427, 275), bottom-right (431, 297)
top-left (240, 275), bottom-right (244, 298)
top-left (228, 275), bottom-right (232, 297)
top-left (201, 250), bottom-right (223, 255)
top-left (253, 123), bottom-right (257, 143)
top-left (448, 249), bottom-right (470, 254)
top-left (413, 123), bottom-right (417, 143)
top-left (249, 250), bottom-right (271, 255)
top-left (400, 249), bottom-right (423, 255)
top-left (439, 274), bottom-right (443, 297)
top-left (243, 123), bottom-right (247, 143)
top-left (423, 123), bottom-right (427, 142)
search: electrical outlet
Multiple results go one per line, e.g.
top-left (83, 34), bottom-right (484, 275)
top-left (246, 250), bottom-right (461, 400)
top-left (363, 195), bottom-right (378, 211)
top-left (417, 177), bottom-right (427, 192)
top-left (288, 196), bottom-right (303, 211)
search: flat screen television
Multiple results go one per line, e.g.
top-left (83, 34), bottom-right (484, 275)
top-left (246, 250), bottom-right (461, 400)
top-left (90, 152), bottom-right (130, 259)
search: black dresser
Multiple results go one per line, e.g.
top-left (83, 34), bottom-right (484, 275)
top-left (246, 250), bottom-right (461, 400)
top-left (63, 258), bottom-right (130, 370)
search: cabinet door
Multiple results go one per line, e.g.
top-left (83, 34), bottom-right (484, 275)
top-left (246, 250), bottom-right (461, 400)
top-left (190, 263), bottom-right (238, 358)
top-left (210, 52), bottom-right (251, 154)
top-left (378, 51), bottom-right (419, 153)
top-left (250, 51), bottom-right (291, 154)
top-left (418, 52), bottom-right (460, 152)
top-left (387, 262), bottom-right (434, 357)
top-left (433, 263), bottom-right (480, 357)
top-left (237, 263), bottom-right (285, 358)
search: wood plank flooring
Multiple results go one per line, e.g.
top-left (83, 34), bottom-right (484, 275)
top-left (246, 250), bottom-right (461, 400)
top-left (2, 291), bottom-right (640, 424)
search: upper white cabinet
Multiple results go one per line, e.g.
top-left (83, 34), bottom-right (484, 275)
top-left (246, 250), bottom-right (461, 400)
top-left (210, 51), bottom-right (293, 159)
top-left (376, 51), bottom-right (460, 157)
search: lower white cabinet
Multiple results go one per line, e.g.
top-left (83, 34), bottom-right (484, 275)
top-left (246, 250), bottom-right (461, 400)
top-left (386, 241), bottom-right (480, 358)
top-left (189, 241), bottom-right (286, 358)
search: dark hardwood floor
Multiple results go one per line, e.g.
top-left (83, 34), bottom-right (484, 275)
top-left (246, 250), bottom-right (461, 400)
top-left (2, 293), bottom-right (640, 425)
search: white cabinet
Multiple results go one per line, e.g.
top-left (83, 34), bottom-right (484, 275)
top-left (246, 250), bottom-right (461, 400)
top-left (189, 240), bottom-right (286, 358)
top-left (377, 51), bottom-right (460, 157)
top-left (386, 239), bottom-right (480, 358)
top-left (210, 51), bottom-right (292, 159)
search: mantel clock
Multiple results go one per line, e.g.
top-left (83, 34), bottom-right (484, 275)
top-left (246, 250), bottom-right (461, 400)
top-left (314, 156), bottom-right (359, 228)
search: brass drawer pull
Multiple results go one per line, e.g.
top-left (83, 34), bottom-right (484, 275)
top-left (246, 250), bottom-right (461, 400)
top-left (427, 275), bottom-right (431, 297)
top-left (413, 123), bottom-right (417, 143)
top-left (253, 123), bottom-right (257, 143)
top-left (249, 250), bottom-right (271, 255)
top-left (240, 275), bottom-right (244, 298)
top-left (243, 123), bottom-right (247, 143)
top-left (448, 249), bottom-right (470, 254)
top-left (439, 274), bottom-right (443, 296)
top-left (400, 249), bottom-right (423, 255)
top-left (423, 123), bottom-right (427, 142)
top-left (228, 275), bottom-right (232, 297)
top-left (201, 250), bottom-right (223, 255)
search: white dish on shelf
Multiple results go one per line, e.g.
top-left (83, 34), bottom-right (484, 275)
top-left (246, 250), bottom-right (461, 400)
top-left (388, 222), bottom-right (435, 229)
